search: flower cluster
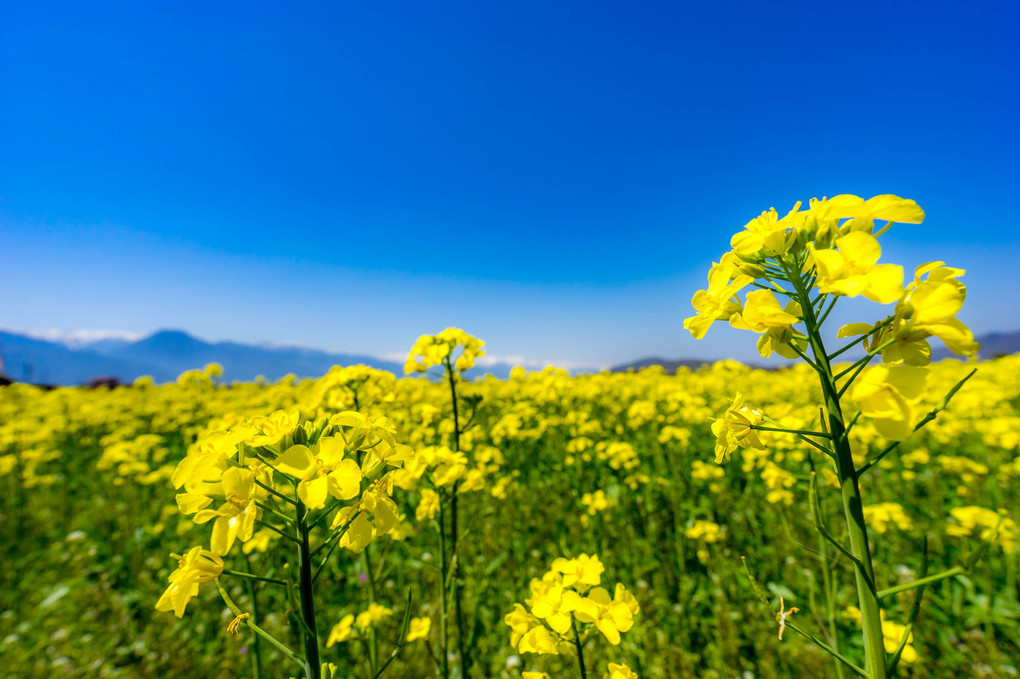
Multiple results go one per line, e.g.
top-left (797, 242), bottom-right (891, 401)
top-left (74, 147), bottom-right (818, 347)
top-left (687, 194), bottom-right (978, 444)
top-left (158, 407), bottom-right (412, 616)
top-left (405, 328), bottom-right (486, 374)
top-left (946, 506), bottom-right (1017, 553)
top-left (154, 546), bottom-right (224, 618)
top-left (504, 553), bottom-right (639, 655)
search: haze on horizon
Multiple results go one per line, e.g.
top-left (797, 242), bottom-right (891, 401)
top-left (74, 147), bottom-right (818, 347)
top-left (2, 1), bottom-right (1018, 368)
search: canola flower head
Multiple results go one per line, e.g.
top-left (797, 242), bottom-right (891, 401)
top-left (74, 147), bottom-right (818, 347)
top-left (849, 365), bottom-right (929, 441)
top-left (890, 260), bottom-right (979, 360)
top-left (155, 546), bottom-right (224, 618)
top-left (685, 519), bottom-right (724, 543)
top-left (326, 614), bottom-right (355, 647)
top-left (505, 553), bottom-right (638, 654)
top-left (551, 553), bottom-right (605, 588)
top-left (604, 662), bottom-right (639, 679)
top-left (190, 465), bottom-right (267, 555)
top-left (729, 289), bottom-right (804, 359)
top-left (946, 506), bottom-right (1017, 553)
top-left (274, 439), bottom-right (362, 510)
top-left (405, 328), bottom-right (486, 374)
top-left (247, 409), bottom-right (300, 448)
top-left (406, 616), bottom-right (431, 642)
top-left (684, 259), bottom-right (753, 339)
top-left (862, 502), bottom-right (914, 534)
top-left (730, 202), bottom-right (803, 257)
top-left (808, 231), bottom-right (904, 304)
top-left (355, 602), bottom-right (394, 629)
top-left (712, 393), bottom-right (765, 463)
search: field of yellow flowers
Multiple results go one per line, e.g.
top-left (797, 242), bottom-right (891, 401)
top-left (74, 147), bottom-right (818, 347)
top-left (1, 354), bottom-right (1017, 678)
top-left (4, 194), bottom-right (1019, 679)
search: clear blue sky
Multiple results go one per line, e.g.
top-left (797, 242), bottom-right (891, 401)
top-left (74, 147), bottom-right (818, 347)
top-left (2, 0), bottom-right (1018, 367)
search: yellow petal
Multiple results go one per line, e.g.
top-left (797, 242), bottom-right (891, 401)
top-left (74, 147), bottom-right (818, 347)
top-left (211, 515), bottom-right (239, 555)
top-left (176, 493), bottom-right (212, 515)
top-left (299, 475), bottom-right (329, 509)
top-left (275, 444), bottom-right (316, 477)
top-left (837, 323), bottom-right (874, 339)
top-left (864, 195), bottom-right (925, 224)
top-left (861, 264), bottom-right (904, 304)
top-left (836, 231), bottom-right (882, 268)
top-left (328, 459), bottom-right (362, 500)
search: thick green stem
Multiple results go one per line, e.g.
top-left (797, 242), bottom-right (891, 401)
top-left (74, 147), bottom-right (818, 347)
top-left (295, 502), bottom-right (321, 679)
top-left (571, 619), bottom-right (588, 679)
top-left (789, 259), bottom-right (887, 679)
top-left (444, 360), bottom-right (470, 677)
top-left (437, 498), bottom-right (450, 679)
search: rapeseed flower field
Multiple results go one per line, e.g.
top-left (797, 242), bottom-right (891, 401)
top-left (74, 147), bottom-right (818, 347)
top-left (1, 195), bottom-right (1017, 678)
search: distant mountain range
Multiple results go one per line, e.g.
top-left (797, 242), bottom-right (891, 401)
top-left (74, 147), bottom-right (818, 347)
top-left (0, 329), bottom-right (405, 385)
top-left (609, 331), bottom-right (1020, 374)
top-left (609, 357), bottom-right (713, 373)
top-left (1, 328), bottom-right (1015, 386)
top-left (0, 329), bottom-right (551, 385)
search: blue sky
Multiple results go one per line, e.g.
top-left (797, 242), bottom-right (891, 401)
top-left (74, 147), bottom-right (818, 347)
top-left (2, 0), bottom-right (1018, 368)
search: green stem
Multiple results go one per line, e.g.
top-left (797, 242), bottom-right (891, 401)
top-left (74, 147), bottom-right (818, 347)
top-left (878, 566), bottom-right (963, 599)
top-left (256, 518), bottom-right (302, 545)
top-left (372, 588), bottom-right (414, 679)
top-left (571, 619), bottom-right (588, 679)
top-left (242, 553), bottom-right (263, 679)
top-left (311, 509), bottom-right (361, 558)
top-left (215, 579), bottom-right (304, 669)
top-left (437, 497), bottom-right (450, 679)
top-left (742, 557), bottom-right (864, 677)
top-left (751, 424), bottom-right (830, 438)
top-left (834, 338), bottom-right (898, 391)
top-left (789, 341), bottom-right (825, 374)
top-left (785, 621), bottom-right (869, 678)
top-left (255, 478), bottom-right (298, 506)
top-left (365, 546), bottom-right (379, 676)
top-left (444, 359), bottom-right (470, 678)
top-left (787, 258), bottom-right (887, 679)
top-left (312, 510), bottom-right (361, 583)
top-left (295, 502), bottom-right (321, 679)
top-left (255, 500), bottom-right (296, 525)
top-left (752, 281), bottom-right (786, 294)
top-left (759, 417), bottom-right (833, 456)
top-left (223, 568), bottom-right (289, 587)
top-left (816, 295), bottom-right (838, 327)
top-left (827, 317), bottom-right (896, 362)
top-left (809, 473), bottom-right (876, 595)
top-left (307, 498), bottom-right (344, 530)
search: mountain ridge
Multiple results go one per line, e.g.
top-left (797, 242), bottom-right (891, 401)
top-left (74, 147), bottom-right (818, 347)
top-left (1, 328), bottom-right (1015, 386)
top-left (0, 329), bottom-right (406, 385)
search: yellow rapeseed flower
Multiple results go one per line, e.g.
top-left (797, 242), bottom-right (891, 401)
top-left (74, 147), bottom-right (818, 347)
top-left (808, 231), bottom-right (903, 304)
top-left (155, 546), bottom-right (224, 618)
